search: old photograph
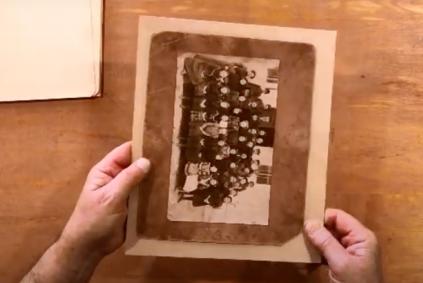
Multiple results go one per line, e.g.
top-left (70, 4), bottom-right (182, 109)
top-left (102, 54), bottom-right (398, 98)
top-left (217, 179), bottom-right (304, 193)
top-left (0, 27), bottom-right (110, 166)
top-left (167, 53), bottom-right (280, 225)
top-left (129, 16), bottom-right (334, 261)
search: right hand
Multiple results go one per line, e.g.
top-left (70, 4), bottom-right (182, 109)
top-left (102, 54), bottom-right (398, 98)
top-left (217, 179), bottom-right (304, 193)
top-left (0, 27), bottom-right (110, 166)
top-left (304, 209), bottom-right (383, 283)
top-left (61, 142), bottom-right (151, 259)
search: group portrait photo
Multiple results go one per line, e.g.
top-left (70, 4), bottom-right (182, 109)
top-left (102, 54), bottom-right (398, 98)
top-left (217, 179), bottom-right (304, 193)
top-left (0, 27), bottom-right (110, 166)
top-left (167, 53), bottom-right (280, 225)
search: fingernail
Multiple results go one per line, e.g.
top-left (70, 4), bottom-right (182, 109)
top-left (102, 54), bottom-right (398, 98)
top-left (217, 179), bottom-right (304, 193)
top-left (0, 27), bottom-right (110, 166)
top-left (135, 158), bottom-right (151, 172)
top-left (304, 220), bottom-right (323, 234)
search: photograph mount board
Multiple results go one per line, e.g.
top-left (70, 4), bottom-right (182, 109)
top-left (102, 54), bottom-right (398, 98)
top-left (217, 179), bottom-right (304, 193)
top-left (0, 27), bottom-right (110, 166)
top-left (127, 16), bottom-right (336, 263)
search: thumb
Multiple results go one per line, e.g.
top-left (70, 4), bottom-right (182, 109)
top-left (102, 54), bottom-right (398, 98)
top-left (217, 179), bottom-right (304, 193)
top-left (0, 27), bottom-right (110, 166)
top-left (106, 158), bottom-right (151, 202)
top-left (304, 220), bottom-right (349, 268)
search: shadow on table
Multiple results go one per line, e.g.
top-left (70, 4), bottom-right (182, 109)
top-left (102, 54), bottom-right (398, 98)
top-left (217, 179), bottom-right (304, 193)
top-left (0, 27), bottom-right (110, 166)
top-left (140, 257), bottom-right (322, 283)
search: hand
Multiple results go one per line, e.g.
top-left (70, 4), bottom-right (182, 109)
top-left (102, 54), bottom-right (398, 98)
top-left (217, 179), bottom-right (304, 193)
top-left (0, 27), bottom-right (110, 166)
top-left (21, 142), bottom-right (150, 283)
top-left (60, 142), bottom-right (151, 259)
top-left (304, 209), bottom-right (383, 283)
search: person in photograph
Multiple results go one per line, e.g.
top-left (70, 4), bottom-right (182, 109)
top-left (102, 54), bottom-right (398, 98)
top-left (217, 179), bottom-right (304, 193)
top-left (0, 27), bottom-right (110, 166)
top-left (181, 185), bottom-right (231, 208)
top-left (248, 98), bottom-right (265, 113)
top-left (245, 83), bottom-right (270, 99)
top-left (225, 64), bottom-right (249, 90)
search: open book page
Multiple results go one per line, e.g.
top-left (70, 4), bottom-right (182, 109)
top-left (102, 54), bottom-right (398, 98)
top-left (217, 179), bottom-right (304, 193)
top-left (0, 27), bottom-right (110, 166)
top-left (0, 0), bottom-right (102, 102)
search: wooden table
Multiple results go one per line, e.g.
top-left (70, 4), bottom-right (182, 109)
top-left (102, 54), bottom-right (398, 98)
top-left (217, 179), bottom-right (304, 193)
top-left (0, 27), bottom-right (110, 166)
top-left (1, 1), bottom-right (422, 282)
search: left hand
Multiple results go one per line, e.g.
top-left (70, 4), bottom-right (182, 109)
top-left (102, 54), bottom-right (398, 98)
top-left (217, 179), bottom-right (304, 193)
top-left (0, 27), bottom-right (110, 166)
top-left (59, 142), bottom-right (151, 259)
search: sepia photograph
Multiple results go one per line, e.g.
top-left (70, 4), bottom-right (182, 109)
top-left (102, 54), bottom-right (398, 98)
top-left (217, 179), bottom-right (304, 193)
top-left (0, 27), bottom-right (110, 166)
top-left (167, 53), bottom-right (280, 225)
top-left (134, 28), bottom-right (318, 246)
top-left (129, 16), bottom-right (335, 261)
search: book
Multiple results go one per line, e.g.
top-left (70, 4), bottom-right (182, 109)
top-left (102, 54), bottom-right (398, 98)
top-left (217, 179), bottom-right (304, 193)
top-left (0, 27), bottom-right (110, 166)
top-left (0, 0), bottom-right (102, 102)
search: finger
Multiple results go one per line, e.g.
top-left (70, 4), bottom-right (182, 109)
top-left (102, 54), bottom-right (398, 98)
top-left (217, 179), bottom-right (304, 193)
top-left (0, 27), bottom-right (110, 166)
top-left (304, 220), bottom-right (349, 268)
top-left (85, 142), bottom-right (133, 190)
top-left (341, 234), bottom-right (367, 247)
top-left (106, 158), bottom-right (151, 202)
top-left (325, 209), bottom-right (370, 239)
top-left (91, 142), bottom-right (133, 178)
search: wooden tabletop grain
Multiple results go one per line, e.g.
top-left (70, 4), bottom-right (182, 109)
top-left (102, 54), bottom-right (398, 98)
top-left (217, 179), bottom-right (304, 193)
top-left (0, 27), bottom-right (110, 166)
top-left (0, 1), bottom-right (422, 282)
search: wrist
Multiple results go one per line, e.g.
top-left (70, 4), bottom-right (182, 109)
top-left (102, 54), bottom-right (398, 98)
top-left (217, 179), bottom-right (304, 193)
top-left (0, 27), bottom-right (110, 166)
top-left (21, 234), bottom-right (103, 283)
top-left (56, 233), bottom-right (104, 266)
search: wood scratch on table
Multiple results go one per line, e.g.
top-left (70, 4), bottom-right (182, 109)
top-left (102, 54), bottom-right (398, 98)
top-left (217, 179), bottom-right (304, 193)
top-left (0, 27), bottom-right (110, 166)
top-left (394, 3), bottom-right (423, 15)
top-left (350, 102), bottom-right (392, 109)
top-left (382, 77), bottom-right (423, 93)
top-left (116, 8), bottom-right (149, 14)
top-left (361, 16), bottom-right (384, 21)
top-left (171, 6), bottom-right (190, 12)
top-left (347, 0), bottom-right (382, 13)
